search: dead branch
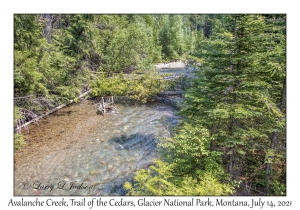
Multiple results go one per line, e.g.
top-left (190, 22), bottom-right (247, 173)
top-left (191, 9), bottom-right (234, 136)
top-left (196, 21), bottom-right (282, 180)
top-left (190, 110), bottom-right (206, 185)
top-left (15, 89), bottom-right (92, 131)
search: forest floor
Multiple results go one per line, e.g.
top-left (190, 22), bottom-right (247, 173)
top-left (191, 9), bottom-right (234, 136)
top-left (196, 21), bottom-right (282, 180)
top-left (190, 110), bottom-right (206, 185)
top-left (155, 60), bottom-right (186, 69)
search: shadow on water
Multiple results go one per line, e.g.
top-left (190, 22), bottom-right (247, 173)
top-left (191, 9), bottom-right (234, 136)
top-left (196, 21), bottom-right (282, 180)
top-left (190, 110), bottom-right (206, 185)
top-left (98, 133), bottom-right (159, 195)
top-left (112, 133), bottom-right (157, 149)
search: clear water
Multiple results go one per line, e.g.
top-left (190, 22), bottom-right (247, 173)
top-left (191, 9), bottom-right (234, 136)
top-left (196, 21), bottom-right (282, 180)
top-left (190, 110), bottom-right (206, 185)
top-left (14, 99), bottom-right (179, 196)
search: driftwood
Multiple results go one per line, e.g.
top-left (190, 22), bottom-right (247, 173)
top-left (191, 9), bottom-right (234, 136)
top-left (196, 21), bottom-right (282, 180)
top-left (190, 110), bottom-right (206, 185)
top-left (97, 96), bottom-right (117, 115)
top-left (17, 89), bottom-right (92, 131)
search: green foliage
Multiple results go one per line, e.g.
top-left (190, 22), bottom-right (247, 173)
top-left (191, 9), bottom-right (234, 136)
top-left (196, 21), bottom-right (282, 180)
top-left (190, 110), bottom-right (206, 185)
top-left (125, 14), bottom-right (286, 196)
top-left (127, 71), bottom-right (171, 103)
top-left (14, 133), bottom-right (25, 150)
top-left (159, 15), bottom-right (196, 61)
top-left (14, 15), bottom-right (48, 96)
top-left (124, 122), bottom-right (233, 196)
top-left (14, 106), bottom-right (25, 150)
top-left (124, 160), bottom-right (233, 196)
top-left (172, 75), bottom-right (194, 91)
top-left (98, 22), bottom-right (153, 73)
top-left (91, 70), bottom-right (170, 103)
top-left (159, 123), bottom-right (223, 175)
top-left (90, 73), bottom-right (128, 97)
top-left (124, 160), bottom-right (180, 196)
top-left (14, 106), bottom-right (23, 128)
top-left (179, 171), bottom-right (234, 195)
top-left (181, 14), bottom-right (286, 195)
top-left (14, 14), bottom-right (203, 111)
top-left (269, 179), bottom-right (286, 196)
top-left (14, 14), bottom-right (285, 195)
top-left (14, 15), bottom-right (89, 101)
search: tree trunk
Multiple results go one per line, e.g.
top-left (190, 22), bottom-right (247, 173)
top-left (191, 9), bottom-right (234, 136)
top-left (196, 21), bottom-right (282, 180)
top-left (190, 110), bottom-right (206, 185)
top-left (229, 148), bottom-right (234, 180)
top-left (204, 15), bottom-right (212, 38)
top-left (44, 14), bottom-right (52, 43)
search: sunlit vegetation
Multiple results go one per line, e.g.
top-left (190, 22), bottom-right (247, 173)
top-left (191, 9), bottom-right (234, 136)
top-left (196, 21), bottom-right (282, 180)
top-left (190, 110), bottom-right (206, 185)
top-left (90, 70), bottom-right (172, 103)
top-left (14, 14), bottom-right (285, 196)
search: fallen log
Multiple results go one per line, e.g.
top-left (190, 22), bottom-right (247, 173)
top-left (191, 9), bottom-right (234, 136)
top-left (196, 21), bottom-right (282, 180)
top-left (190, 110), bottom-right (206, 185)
top-left (17, 89), bottom-right (92, 131)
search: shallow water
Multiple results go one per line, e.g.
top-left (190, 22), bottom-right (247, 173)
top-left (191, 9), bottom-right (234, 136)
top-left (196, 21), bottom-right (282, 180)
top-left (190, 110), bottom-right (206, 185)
top-left (14, 99), bottom-right (179, 196)
top-left (159, 67), bottom-right (197, 75)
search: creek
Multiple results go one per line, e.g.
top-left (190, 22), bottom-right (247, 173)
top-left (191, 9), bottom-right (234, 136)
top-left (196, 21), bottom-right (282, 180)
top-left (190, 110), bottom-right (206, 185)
top-left (14, 67), bottom-right (197, 196)
top-left (14, 99), bottom-right (179, 196)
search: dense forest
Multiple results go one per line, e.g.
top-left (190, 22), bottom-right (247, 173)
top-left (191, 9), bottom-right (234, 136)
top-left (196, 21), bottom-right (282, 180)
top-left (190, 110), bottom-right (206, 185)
top-left (14, 14), bottom-right (286, 196)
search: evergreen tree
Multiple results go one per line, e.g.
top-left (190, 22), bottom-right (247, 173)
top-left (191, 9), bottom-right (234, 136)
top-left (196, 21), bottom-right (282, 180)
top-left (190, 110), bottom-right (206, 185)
top-left (14, 15), bottom-right (48, 96)
top-left (159, 15), bottom-right (185, 60)
top-left (14, 15), bottom-right (286, 196)
top-left (181, 14), bottom-right (286, 195)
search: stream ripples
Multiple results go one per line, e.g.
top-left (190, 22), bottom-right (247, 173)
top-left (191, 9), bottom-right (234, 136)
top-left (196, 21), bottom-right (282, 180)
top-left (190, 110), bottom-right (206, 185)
top-left (14, 99), bottom-right (179, 196)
